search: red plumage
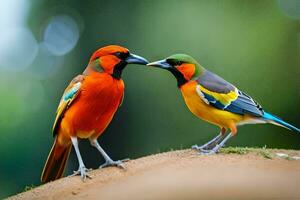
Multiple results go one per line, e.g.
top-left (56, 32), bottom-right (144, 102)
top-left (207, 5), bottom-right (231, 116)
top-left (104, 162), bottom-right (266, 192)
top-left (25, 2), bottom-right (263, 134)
top-left (62, 72), bottom-right (124, 139)
top-left (41, 45), bottom-right (147, 183)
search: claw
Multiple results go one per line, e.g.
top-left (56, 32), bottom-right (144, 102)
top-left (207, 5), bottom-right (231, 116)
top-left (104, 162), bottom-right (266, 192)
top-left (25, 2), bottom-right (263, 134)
top-left (199, 150), bottom-right (218, 155)
top-left (199, 144), bottom-right (222, 155)
top-left (194, 133), bottom-right (233, 156)
top-left (99, 158), bottom-right (130, 169)
top-left (191, 144), bottom-right (201, 150)
top-left (191, 142), bottom-right (219, 151)
top-left (192, 144), bottom-right (211, 151)
top-left (191, 133), bottom-right (224, 152)
top-left (121, 158), bottom-right (130, 162)
top-left (198, 149), bottom-right (212, 153)
top-left (191, 144), bottom-right (212, 152)
top-left (72, 166), bottom-right (92, 181)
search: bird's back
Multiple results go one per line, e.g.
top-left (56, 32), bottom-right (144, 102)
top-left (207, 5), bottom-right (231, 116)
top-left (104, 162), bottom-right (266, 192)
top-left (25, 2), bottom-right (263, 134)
top-left (196, 70), bottom-right (264, 117)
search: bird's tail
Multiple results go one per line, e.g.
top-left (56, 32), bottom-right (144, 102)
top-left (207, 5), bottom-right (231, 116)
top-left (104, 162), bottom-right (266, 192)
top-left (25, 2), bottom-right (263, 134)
top-left (262, 112), bottom-right (300, 133)
top-left (41, 137), bottom-right (71, 183)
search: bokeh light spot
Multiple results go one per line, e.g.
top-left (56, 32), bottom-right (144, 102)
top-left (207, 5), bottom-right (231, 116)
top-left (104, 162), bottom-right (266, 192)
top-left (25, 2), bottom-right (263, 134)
top-left (278, 0), bottom-right (300, 20)
top-left (0, 27), bottom-right (38, 71)
top-left (28, 43), bottom-right (63, 80)
top-left (43, 15), bottom-right (80, 56)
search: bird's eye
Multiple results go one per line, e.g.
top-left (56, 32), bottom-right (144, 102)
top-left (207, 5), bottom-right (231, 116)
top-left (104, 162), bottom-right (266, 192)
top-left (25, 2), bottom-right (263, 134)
top-left (167, 59), bottom-right (183, 66)
top-left (175, 61), bottom-right (183, 66)
top-left (114, 52), bottom-right (129, 59)
top-left (114, 52), bottom-right (122, 58)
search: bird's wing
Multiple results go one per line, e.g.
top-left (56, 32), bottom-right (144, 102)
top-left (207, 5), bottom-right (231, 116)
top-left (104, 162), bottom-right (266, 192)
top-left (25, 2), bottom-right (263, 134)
top-left (52, 75), bottom-right (85, 136)
top-left (196, 70), bottom-right (263, 117)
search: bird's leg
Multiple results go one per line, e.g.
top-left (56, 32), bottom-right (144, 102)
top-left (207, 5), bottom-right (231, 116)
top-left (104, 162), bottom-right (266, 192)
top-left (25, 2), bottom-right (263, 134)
top-left (191, 133), bottom-right (224, 151)
top-left (89, 139), bottom-right (129, 169)
top-left (192, 127), bottom-right (227, 152)
top-left (200, 133), bottom-right (233, 155)
top-left (70, 137), bottom-right (91, 181)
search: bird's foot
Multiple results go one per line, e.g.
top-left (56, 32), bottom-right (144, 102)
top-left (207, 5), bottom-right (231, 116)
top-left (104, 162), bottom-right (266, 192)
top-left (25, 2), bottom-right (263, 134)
top-left (191, 143), bottom-right (217, 151)
top-left (199, 149), bottom-right (218, 155)
top-left (199, 144), bottom-right (223, 155)
top-left (99, 158), bottom-right (130, 170)
top-left (72, 166), bottom-right (92, 181)
top-left (191, 144), bottom-right (208, 151)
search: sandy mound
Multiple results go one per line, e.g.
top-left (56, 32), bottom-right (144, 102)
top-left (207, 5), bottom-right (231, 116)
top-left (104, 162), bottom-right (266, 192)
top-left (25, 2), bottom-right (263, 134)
top-left (8, 149), bottom-right (300, 200)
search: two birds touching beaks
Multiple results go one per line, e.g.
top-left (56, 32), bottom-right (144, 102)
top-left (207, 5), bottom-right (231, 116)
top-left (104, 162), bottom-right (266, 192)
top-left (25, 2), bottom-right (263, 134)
top-left (41, 45), bottom-right (299, 183)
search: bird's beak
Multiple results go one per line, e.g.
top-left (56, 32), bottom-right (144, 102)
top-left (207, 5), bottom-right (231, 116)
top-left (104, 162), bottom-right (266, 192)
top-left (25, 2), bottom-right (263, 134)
top-left (126, 53), bottom-right (149, 65)
top-left (147, 59), bottom-right (172, 69)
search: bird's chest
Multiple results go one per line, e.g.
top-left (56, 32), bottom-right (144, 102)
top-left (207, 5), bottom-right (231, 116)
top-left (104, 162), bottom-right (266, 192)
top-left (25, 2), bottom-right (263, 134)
top-left (68, 75), bottom-right (124, 135)
top-left (180, 81), bottom-right (211, 119)
top-left (180, 81), bottom-right (243, 127)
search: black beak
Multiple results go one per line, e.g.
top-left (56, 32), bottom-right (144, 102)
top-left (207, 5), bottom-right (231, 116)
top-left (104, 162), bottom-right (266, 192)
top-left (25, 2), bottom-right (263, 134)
top-left (147, 59), bottom-right (172, 69)
top-left (126, 53), bottom-right (149, 65)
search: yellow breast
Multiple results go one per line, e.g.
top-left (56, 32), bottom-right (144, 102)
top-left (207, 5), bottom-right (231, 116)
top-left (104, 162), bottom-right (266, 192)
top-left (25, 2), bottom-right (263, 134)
top-left (180, 81), bottom-right (244, 128)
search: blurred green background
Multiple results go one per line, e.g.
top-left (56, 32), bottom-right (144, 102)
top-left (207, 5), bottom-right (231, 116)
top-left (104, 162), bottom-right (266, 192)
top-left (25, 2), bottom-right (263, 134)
top-left (0, 0), bottom-right (299, 198)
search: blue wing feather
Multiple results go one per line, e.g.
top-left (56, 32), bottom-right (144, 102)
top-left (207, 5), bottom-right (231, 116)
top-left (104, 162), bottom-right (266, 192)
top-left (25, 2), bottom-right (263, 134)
top-left (202, 92), bottom-right (227, 109)
top-left (263, 112), bottom-right (300, 132)
top-left (63, 82), bottom-right (81, 101)
top-left (225, 91), bottom-right (263, 117)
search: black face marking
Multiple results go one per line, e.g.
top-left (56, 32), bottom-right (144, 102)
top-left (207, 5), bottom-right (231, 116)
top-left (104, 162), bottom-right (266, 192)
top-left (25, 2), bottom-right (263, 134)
top-left (114, 52), bottom-right (130, 60)
top-left (164, 59), bottom-right (187, 87)
top-left (111, 51), bottom-right (130, 79)
top-left (168, 67), bottom-right (187, 88)
top-left (166, 59), bottom-right (184, 66)
top-left (112, 60), bottom-right (127, 79)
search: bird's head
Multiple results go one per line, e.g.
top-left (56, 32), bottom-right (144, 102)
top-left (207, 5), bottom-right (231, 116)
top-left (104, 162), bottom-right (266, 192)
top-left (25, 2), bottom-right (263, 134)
top-left (87, 45), bottom-right (148, 79)
top-left (147, 54), bottom-right (204, 87)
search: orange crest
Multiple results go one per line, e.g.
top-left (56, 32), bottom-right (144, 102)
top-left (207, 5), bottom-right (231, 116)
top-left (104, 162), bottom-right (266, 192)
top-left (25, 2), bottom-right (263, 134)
top-left (89, 45), bottom-right (129, 62)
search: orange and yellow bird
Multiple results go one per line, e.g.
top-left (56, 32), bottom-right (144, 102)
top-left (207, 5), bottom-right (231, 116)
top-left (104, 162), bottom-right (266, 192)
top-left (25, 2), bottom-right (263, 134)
top-left (148, 54), bottom-right (299, 154)
top-left (41, 45), bottom-right (148, 183)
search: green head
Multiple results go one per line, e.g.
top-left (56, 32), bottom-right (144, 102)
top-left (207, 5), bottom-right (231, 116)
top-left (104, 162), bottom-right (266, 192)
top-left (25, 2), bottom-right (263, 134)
top-left (147, 54), bottom-right (204, 87)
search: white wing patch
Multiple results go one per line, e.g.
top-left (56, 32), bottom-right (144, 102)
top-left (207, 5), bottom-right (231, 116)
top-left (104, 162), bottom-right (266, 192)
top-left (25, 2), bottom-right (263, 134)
top-left (196, 85), bottom-right (210, 104)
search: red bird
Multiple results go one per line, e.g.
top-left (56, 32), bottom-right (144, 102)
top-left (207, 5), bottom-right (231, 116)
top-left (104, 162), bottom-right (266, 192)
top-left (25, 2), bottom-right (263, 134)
top-left (41, 45), bottom-right (148, 183)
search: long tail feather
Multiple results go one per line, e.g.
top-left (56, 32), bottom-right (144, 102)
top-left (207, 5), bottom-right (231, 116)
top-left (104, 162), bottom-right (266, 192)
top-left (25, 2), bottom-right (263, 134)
top-left (41, 137), bottom-right (71, 183)
top-left (263, 112), bottom-right (300, 133)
